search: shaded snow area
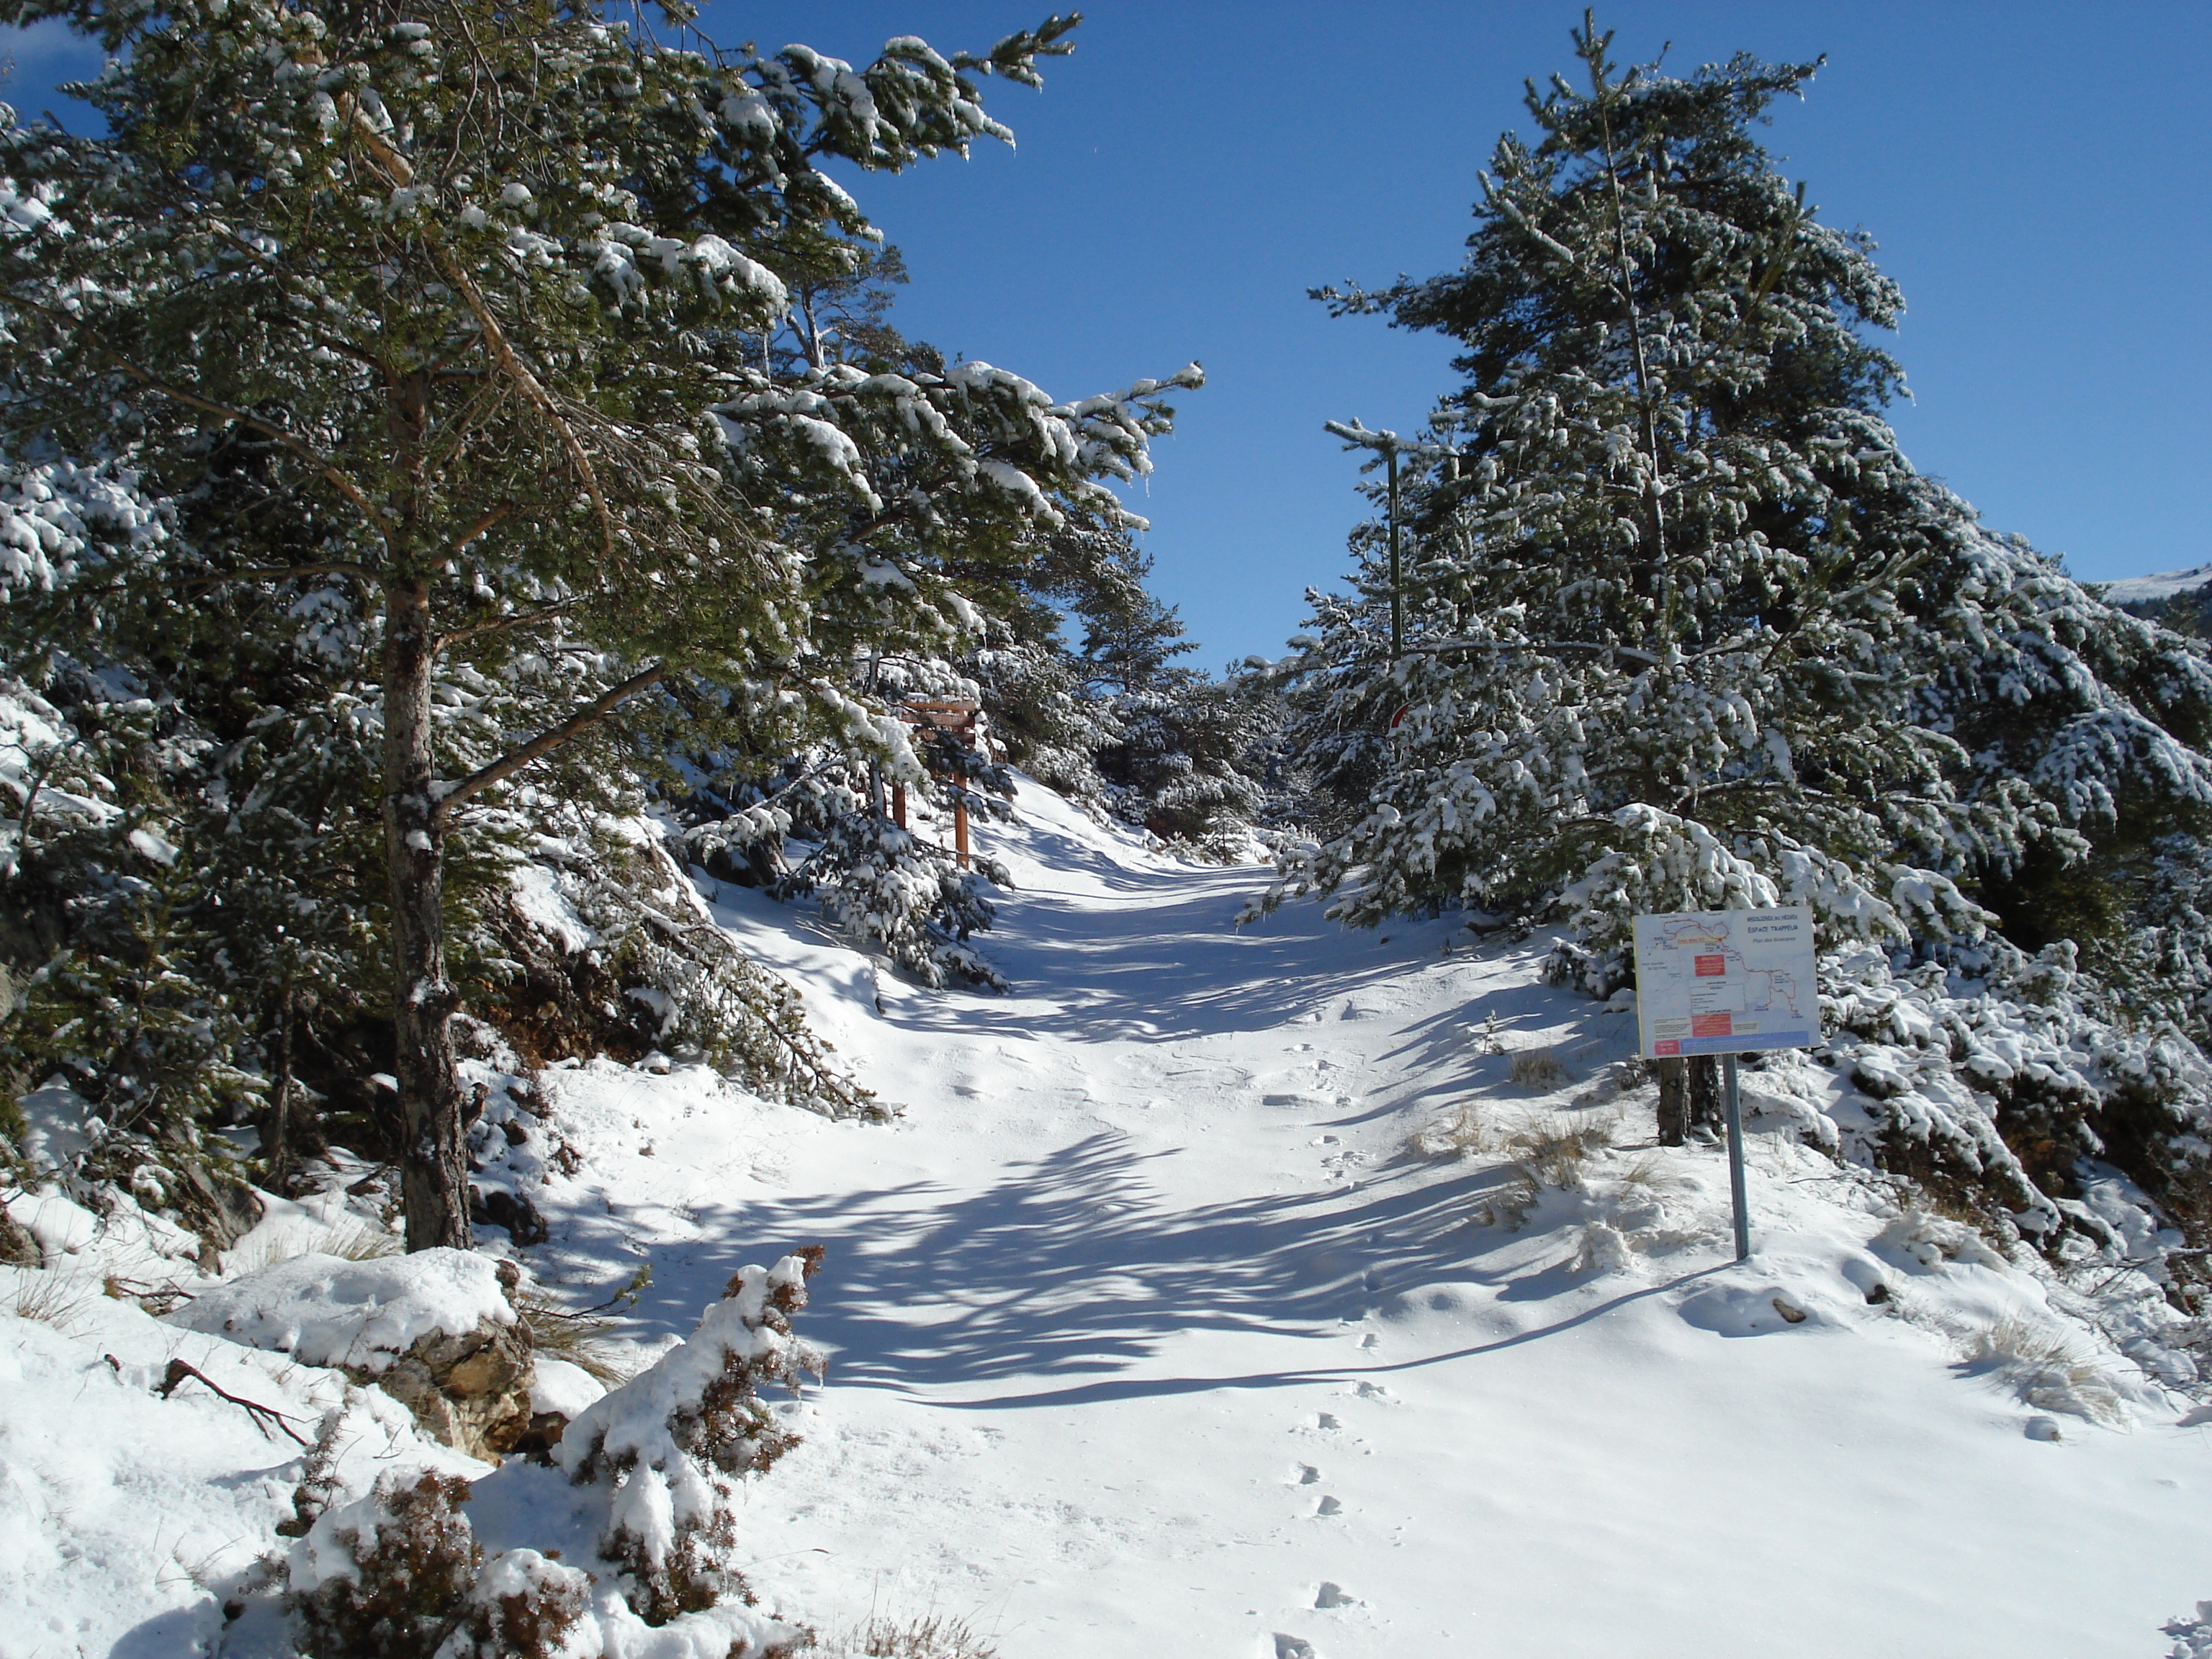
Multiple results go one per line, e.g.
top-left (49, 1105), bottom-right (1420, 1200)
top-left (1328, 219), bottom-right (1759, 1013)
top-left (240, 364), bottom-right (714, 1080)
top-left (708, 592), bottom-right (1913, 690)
top-left (6, 777), bottom-right (2212, 1656)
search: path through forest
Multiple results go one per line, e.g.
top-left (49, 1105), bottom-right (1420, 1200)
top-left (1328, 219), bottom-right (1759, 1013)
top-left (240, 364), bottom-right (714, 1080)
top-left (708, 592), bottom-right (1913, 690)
top-left (536, 782), bottom-right (2212, 1658)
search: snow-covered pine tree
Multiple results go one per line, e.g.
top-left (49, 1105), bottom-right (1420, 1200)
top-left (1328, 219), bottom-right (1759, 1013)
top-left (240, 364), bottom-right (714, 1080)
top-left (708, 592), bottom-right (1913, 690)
top-left (1260, 15), bottom-right (2212, 1290)
top-left (1074, 555), bottom-right (1272, 854)
top-left (0, 0), bottom-right (1197, 1249)
top-left (1264, 18), bottom-right (2014, 960)
top-left (652, 237), bottom-right (1203, 987)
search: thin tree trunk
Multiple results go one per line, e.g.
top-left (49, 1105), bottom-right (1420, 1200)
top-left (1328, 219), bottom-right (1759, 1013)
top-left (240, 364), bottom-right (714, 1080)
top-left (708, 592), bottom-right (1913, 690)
top-left (385, 576), bottom-right (469, 1251)
top-left (1688, 1054), bottom-right (1725, 1133)
top-left (1655, 1056), bottom-right (1688, 1146)
top-left (265, 986), bottom-right (293, 1195)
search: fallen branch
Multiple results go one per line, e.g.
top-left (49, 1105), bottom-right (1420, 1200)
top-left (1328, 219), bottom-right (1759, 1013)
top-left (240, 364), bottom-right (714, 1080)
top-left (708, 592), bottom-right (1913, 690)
top-left (156, 1357), bottom-right (314, 1446)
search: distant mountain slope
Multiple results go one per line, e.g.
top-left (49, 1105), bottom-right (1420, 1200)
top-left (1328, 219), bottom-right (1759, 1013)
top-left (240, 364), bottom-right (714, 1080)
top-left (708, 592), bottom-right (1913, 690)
top-left (2096, 563), bottom-right (2212, 631)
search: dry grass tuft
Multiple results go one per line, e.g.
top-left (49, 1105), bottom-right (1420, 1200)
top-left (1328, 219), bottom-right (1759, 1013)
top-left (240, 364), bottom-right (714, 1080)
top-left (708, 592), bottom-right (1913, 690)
top-left (1968, 1316), bottom-right (2131, 1426)
top-left (1507, 1046), bottom-right (1568, 1090)
top-left (1502, 1113), bottom-right (1613, 1190)
top-left (222, 1219), bottom-right (400, 1276)
top-left (518, 1269), bottom-right (649, 1389)
top-left (1408, 1102), bottom-right (1487, 1159)
top-left (6, 1267), bottom-right (93, 1332)
top-left (1471, 1112), bottom-right (1617, 1229)
top-left (805, 1614), bottom-right (998, 1658)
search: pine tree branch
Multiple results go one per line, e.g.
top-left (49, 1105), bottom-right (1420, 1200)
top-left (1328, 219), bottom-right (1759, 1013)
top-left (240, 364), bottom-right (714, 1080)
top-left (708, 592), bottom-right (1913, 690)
top-left (436, 599), bottom-right (572, 651)
top-left (1405, 637), bottom-right (1660, 665)
top-left (432, 661), bottom-right (665, 819)
top-left (184, 560), bottom-right (381, 589)
top-left (4, 295), bottom-right (394, 547)
top-left (336, 94), bottom-right (622, 561)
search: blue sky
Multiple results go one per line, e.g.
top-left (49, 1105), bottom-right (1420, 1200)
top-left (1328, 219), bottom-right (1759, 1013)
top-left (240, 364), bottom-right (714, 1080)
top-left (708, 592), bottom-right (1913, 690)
top-left (6, 2), bottom-right (2207, 667)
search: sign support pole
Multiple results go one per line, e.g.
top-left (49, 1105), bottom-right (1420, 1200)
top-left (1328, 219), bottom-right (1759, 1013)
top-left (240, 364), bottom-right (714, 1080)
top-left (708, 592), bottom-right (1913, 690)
top-left (1722, 1053), bottom-right (1750, 1262)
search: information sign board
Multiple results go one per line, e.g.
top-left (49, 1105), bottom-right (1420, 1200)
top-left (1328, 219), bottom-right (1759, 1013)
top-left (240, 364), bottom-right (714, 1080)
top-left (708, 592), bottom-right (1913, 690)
top-left (1630, 907), bottom-right (1818, 1058)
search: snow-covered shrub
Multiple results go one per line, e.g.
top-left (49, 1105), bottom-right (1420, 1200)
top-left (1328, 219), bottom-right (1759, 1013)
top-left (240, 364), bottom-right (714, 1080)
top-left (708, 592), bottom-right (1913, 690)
top-left (288, 1470), bottom-right (489, 1659)
top-left (783, 811), bottom-right (1012, 992)
top-left (1821, 940), bottom-right (2212, 1300)
top-left (287, 1470), bottom-right (606, 1659)
top-left (557, 1248), bottom-right (827, 1626)
top-left (279, 1251), bottom-right (829, 1655)
top-left (495, 813), bottom-right (876, 1119)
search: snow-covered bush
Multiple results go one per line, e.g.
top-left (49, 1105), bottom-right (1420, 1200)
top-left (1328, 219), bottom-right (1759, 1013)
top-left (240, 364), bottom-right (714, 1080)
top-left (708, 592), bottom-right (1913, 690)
top-left (512, 813), bottom-right (876, 1118)
top-left (288, 1470), bottom-right (492, 1658)
top-left (557, 1249), bottom-right (825, 1625)
top-left (279, 1250), bottom-right (829, 1656)
top-left (1819, 940), bottom-right (2212, 1304)
top-left (699, 732), bottom-right (1020, 992)
top-left (784, 812), bottom-right (1012, 992)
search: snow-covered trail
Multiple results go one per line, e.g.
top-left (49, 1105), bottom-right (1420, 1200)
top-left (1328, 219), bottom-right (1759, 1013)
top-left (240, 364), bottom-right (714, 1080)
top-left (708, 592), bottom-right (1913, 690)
top-left (536, 784), bottom-right (2212, 1659)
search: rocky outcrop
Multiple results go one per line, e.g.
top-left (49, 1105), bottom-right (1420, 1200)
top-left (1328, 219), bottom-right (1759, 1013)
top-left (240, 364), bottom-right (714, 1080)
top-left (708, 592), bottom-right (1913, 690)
top-left (168, 1246), bottom-right (536, 1462)
top-left (0, 1200), bottom-right (40, 1267)
top-left (367, 1303), bottom-right (536, 1462)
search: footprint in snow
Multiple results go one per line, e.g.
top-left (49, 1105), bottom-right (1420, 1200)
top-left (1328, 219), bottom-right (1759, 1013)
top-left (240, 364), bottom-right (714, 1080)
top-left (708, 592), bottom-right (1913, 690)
top-left (1272, 1635), bottom-right (1317, 1659)
top-left (1313, 1411), bottom-right (1340, 1431)
top-left (1352, 1380), bottom-right (1398, 1402)
top-left (1313, 1582), bottom-right (1359, 1609)
top-left (1311, 1133), bottom-right (1339, 1146)
top-left (1290, 1462), bottom-right (1321, 1485)
top-left (1313, 1495), bottom-right (1343, 1517)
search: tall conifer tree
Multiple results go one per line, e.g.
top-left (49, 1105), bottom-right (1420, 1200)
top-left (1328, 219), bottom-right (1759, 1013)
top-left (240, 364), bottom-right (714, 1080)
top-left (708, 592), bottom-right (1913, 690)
top-left (1, 0), bottom-right (1197, 1246)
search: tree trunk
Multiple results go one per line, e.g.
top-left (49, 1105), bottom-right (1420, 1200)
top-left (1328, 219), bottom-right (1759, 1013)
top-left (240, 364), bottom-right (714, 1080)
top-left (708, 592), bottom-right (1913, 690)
top-left (1655, 1056), bottom-right (1688, 1146)
top-left (385, 577), bottom-right (470, 1252)
top-left (264, 986), bottom-right (293, 1196)
top-left (1688, 1054), bottom-right (1725, 1133)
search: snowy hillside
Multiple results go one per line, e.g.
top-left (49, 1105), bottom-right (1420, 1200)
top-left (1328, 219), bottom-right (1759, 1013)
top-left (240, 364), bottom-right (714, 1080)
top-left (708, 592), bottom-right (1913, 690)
top-left (2099, 566), bottom-right (2212, 608)
top-left (6, 777), bottom-right (2211, 1658)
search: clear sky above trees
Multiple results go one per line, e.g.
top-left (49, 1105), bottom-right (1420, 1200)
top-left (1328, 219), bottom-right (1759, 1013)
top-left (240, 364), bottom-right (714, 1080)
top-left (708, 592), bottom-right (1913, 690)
top-left (4, 0), bottom-right (2204, 666)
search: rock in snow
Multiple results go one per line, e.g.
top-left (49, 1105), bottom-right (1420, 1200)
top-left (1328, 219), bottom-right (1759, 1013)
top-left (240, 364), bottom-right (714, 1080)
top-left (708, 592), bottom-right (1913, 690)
top-left (169, 1247), bottom-right (534, 1460)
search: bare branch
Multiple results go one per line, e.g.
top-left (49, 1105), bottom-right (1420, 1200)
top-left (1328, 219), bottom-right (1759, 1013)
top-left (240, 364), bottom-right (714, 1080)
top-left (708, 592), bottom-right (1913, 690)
top-left (433, 661), bottom-right (665, 819)
top-left (155, 1357), bottom-right (313, 1446)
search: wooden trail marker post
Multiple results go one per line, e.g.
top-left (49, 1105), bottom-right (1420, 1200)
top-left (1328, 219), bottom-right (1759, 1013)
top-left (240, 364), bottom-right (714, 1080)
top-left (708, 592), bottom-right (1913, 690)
top-left (1629, 907), bottom-right (1820, 1262)
top-left (894, 699), bottom-right (986, 870)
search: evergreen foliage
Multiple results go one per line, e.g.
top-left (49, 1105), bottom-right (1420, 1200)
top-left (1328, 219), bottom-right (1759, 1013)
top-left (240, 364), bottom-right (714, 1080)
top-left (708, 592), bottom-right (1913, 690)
top-left (0, 0), bottom-right (1200, 1245)
top-left (1262, 18), bottom-right (2212, 989)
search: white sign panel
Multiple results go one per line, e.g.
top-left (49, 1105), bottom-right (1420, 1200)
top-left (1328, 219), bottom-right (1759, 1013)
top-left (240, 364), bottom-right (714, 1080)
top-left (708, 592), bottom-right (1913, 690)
top-left (1631, 907), bottom-right (1818, 1058)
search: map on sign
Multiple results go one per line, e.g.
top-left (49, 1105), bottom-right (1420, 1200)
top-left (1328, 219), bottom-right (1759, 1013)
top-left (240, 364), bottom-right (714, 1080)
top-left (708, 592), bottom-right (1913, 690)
top-left (1630, 907), bottom-right (1819, 1058)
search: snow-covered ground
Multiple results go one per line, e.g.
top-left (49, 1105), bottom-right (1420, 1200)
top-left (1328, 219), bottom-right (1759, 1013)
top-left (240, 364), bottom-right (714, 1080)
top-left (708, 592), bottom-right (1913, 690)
top-left (6, 778), bottom-right (2211, 1657)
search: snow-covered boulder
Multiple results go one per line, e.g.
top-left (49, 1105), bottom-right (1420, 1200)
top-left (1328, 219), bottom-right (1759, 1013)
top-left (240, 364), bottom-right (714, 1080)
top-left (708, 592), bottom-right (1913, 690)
top-left (170, 1248), bottom-right (535, 1460)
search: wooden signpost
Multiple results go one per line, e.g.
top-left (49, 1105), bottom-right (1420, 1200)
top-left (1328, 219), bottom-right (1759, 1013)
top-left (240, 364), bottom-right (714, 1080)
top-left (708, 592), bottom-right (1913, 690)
top-left (893, 698), bottom-right (986, 870)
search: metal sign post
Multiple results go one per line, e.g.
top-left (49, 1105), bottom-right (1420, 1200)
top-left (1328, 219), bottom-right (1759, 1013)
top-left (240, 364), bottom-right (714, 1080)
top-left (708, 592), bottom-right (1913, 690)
top-left (1629, 907), bottom-right (1820, 1264)
top-left (1722, 1054), bottom-right (1750, 1262)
